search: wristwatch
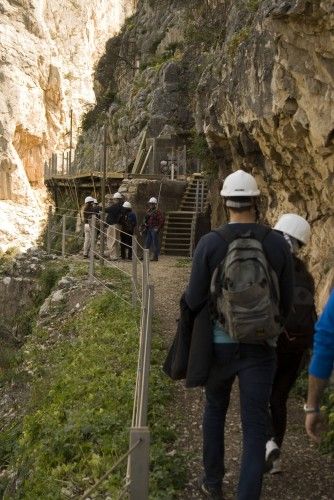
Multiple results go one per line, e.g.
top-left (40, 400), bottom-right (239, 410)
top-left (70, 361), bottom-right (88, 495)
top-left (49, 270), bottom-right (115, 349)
top-left (303, 403), bottom-right (320, 414)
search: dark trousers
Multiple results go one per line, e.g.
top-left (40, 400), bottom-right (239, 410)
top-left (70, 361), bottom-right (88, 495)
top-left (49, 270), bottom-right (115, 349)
top-left (268, 350), bottom-right (304, 448)
top-left (145, 228), bottom-right (160, 258)
top-left (120, 232), bottom-right (133, 259)
top-left (203, 343), bottom-right (276, 500)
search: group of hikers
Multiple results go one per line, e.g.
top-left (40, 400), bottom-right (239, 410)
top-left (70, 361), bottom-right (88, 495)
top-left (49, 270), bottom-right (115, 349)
top-left (82, 192), bottom-right (164, 261)
top-left (163, 169), bottom-right (333, 499)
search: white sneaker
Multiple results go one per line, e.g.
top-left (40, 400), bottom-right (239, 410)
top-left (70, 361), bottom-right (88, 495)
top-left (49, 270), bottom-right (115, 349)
top-left (270, 458), bottom-right (282, 474)
top-left (265, 439), bottom-right (280, 472)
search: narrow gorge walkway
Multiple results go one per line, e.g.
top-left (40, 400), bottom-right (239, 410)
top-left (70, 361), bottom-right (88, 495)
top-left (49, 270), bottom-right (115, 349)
top-left (135, 255), bottom-right (334, 500)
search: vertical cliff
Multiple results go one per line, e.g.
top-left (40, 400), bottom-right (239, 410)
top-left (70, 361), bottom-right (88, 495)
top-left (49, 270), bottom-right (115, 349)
top-left (0, 0), bottom-right (134, 250)
top-left (76, 0), bottom-right (333, 295)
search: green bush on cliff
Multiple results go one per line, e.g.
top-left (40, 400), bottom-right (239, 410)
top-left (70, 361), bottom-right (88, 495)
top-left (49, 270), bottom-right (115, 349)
top-left (188, 131), bottom-right (219, 178)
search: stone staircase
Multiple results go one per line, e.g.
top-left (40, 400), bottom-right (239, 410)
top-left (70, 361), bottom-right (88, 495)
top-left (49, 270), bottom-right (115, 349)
top-left (161, 178), bottom-right (208, 256)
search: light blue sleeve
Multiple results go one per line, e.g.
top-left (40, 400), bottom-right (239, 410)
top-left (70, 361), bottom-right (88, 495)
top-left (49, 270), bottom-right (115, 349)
top-left (309, 290), bottom-right (334, 379)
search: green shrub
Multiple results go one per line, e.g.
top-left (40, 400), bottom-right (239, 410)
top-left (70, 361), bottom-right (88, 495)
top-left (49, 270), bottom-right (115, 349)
top-left (227, 27), bottom-right (251, 58)
top-left (1, 268), bottom-right (189, 497)
top-left (188, 131), bottom-right (219, 178)
top-left (247, 0), bottom-right (262, 12)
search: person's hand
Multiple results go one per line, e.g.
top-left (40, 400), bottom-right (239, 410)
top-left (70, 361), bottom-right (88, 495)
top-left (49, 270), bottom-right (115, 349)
top-left (153, 227), bottom-right (159, 232)
top-left (305, 412), bottom-right (323, 443)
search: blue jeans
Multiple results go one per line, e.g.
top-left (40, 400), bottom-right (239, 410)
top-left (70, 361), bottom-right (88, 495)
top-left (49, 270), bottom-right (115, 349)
top-left (203, 343), bottom-right (276, 500)
top-left (145, 228), bottom-right (160, 258)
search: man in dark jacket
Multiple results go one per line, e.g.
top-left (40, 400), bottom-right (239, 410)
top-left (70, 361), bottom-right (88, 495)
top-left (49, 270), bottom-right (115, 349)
top-left (185, 170), bottom-right (294, 500)
top-left (105, 192), bottom-right (123, 260)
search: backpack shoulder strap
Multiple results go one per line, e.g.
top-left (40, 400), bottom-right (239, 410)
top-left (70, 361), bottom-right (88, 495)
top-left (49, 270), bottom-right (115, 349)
top-left (212, 224), bottom-right (272, 244)
top-left (212, 225), bottom-right (238, 244)
top-left (251, 225), bottom-right (271, 243)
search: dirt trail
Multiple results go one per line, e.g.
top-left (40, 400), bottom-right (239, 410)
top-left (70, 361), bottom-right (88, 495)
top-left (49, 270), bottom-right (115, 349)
top-left (121, 255), bottom-right (334, 499)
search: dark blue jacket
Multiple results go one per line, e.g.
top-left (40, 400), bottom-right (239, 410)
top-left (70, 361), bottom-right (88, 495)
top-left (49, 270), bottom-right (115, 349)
top-left (105, 203), bottom-right (122, 225)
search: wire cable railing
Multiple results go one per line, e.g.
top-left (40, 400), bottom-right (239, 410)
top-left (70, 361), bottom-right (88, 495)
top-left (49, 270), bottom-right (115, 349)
top-left (45, 209), bottom-right (154, 499)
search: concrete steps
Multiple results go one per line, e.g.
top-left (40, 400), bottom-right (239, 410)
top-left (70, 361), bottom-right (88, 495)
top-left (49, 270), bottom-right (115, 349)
top-left (162, 178), bottom-right (208, 256)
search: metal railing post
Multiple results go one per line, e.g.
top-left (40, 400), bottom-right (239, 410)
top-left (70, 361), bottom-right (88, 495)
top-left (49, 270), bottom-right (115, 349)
top-left (100, 216), bottom-right (105, 266)
top-left (89, 215), bottom-right (96, 279)
top-left (47, 205), bottom-right (52, 253)
top-left (195, 179), bottom-right (199, 213)
top-left (61, 214), bottom-right (66, 257)
top-left (128, 428), bottom-right (150, 500)
top-left (142, 249), bottom-right (149, 305)
top-left (132, 236), bottom-right (138, 306)
top-left (201, 180), bottom-right (205, 212)
top-left (189, 213), bottom-right (196, 258)
top-left (138, 284), bottom-right (154, 427)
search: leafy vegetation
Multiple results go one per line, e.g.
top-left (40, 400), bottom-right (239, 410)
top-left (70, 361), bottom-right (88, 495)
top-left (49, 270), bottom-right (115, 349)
top-left (247, 0), bottom-right (262, 12)
top-left (184, 1), bottom-right (226, 49)
top-left (0, 246), bottom-right (18, 274)
top-left (227, 27), bottom-right (251, 58)
top-left (0, 264), bottom-right (189, 498)
top-left (188, 131), bottom-right (219, 178)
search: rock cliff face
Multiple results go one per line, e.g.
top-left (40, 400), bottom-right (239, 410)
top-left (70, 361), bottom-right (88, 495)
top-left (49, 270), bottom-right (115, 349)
top-left (78, 0), bottom-right (333, 300)
top-left (0, 0), bottom-right (134, 250)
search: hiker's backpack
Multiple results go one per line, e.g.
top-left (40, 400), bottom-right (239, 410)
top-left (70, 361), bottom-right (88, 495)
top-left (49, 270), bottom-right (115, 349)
top-left (120, 212), bottom-right (134, 234)
top-left (279, 256), bottom-right (316, 350)
top-left (210, 225), bottom-right (281, 343)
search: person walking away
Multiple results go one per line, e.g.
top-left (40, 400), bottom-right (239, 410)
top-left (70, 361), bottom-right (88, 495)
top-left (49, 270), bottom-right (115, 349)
top-left (184, 169), bottom-right (294, 500)
top-left (266, 214), bottom-right (316, 473)
top-left (83, 196), bottom-right (99, 258)
top-left (105, 192), bottom-right (123, 260)
top-left (142, 197), bottom-right (164, 261)
top-left (120, 201), bottom-right (137, 260)
top-left (305, 289), bottom-right (334, 442)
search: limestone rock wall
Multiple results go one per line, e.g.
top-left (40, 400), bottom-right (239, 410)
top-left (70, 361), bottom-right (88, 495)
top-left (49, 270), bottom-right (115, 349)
top-left (0, 0), bottom-right (134, 250)
top-left (198, 0), bottom-right (334, 301)
top-left (78, 0), bottom-right (333, 302)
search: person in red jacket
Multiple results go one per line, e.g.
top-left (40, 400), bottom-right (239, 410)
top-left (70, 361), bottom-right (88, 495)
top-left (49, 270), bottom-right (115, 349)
top-left (142, 197), bottom-right (164, 261)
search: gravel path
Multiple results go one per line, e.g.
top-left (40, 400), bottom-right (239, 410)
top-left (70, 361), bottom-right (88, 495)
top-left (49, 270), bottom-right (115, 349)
top-left (120, 255), bottom-right (334, 499)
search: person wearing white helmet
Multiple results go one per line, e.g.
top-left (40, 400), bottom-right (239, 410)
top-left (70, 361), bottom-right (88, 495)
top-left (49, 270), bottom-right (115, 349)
top-left (141, 196), bottom-right (164, 261)
top-left (105, 191), bottom-right (124, 260)
top-left (119, 201), bottom-right (137, 260)
top-left (266, 214), bottom-right (316, 474)
top-left (82, 196), bottom-right (100, 258)
top-left (183, 169), bottom-right (294, 499)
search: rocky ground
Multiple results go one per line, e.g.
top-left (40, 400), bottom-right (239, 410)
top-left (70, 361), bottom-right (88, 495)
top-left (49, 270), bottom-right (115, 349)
top-left (121, 255), bottom-right (334, 500)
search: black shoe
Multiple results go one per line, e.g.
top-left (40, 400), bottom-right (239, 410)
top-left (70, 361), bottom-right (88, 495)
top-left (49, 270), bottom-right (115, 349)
top-left (150, 256), bottom-right (158, 261)
top-left (200, 482), bottom-right (224, 499)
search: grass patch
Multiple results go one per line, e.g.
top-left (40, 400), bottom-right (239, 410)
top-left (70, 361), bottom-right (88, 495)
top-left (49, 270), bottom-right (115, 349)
top-left (174, 258), bottom-right (192, 268)
top-left (0, 265), bottom-right (189, 497)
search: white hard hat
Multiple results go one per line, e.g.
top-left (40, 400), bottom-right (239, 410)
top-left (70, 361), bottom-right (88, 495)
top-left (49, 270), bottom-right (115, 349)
top-left (274, 214), bottom-right (311, 245)
top-left (93, 198), bottom-right (98, 204)
top-left (113, 192), bottom-right (123, 199)
top-left (149, 197), bottom-right (157, 204)
top-left (85, 196), bottom-right (95, 203)
top-left (123, 201), bottom-right (132, 208)
top-left (220, 170), bottom-right (260, 198)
